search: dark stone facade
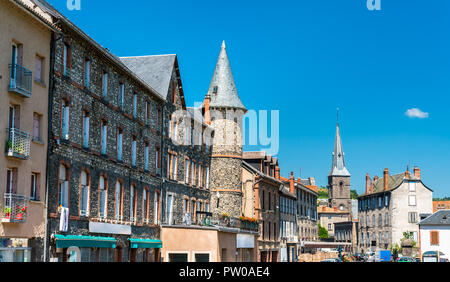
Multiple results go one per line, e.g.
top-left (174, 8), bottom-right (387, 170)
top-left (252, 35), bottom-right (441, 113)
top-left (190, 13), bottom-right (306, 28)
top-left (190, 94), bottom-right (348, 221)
top-left (46, 23), bottom-right (164, 262)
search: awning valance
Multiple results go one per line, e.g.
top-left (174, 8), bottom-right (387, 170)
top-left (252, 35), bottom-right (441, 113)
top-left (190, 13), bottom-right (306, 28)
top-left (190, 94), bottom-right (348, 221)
top-left (128, 238), bottom-right (162, 249)
top-left (54, 234), bottom-right (117, 249)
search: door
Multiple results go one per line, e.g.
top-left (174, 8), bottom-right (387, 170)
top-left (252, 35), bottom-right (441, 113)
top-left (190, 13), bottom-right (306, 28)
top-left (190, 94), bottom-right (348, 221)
top-left (10, 44), bottom-right (17, 86)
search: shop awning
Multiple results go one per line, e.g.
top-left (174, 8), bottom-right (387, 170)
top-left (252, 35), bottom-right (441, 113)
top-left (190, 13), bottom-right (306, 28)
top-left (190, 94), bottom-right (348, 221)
top-left (54, 234), bottom-right (117, 249)
top-left (128, 238), bottom-right (162, 249)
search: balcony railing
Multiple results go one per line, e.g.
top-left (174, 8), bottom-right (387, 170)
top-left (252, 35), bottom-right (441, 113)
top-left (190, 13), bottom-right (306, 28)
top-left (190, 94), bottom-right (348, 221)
top-left (163, 212), bottom-right (259, 232)
top-left (5, 128), bottom-right (31, 160)
top-left (8, 64), bottom-right (32, 98)
top-left (2, 193), bottom-right (29, 223)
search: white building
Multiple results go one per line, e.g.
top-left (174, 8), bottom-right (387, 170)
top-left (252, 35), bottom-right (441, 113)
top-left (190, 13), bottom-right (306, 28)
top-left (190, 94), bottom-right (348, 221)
top-left (418, 210), bottom-right (450, 262)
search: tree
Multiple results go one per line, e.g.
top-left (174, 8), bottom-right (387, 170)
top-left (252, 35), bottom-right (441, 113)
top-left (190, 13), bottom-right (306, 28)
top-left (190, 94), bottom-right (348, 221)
top-left (350, 190), bottom-right (359, 199)
top-left (318, 187), bottom-right (328, 199)
top-left (318, 223), bottom-right (329, 239)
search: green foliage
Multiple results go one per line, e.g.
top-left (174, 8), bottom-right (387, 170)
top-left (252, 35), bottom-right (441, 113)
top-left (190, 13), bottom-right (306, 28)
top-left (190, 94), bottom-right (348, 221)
top-left (318, 223), bottom-right (329, 239)
top-left (390, 243), bottom-right (402, 253)
top-left (403, 232), bottom-right (413, 239)
top-left (434, 197), bottom-right (450, 201)
top-left (318, 187), bottom-right (328, 199)
top-left (350, 190), bottom-right (359, 199)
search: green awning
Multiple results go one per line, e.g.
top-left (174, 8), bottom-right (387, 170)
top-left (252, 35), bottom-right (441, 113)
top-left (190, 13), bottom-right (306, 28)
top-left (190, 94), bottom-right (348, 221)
top-left (55, 235), bottom-right (117, 249)
top-left (128, 238), bottom-right (162, 249)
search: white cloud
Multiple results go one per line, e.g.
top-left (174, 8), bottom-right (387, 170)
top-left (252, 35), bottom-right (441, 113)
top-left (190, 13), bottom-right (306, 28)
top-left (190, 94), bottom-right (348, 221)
top-left (405, 108), bottom-right (429, 119)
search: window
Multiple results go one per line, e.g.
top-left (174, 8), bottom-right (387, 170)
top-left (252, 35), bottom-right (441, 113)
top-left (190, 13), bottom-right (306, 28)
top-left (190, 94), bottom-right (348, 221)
top-left (30, 173), bottom-right (39, 201)
top-left (131, 136), bottom-right (137, 167)
top-left (61, 100), bottom-right (70, 140)
top-left (378, 197), bottom-right (382, 208)
top-left (409, 182), bottom-right (416, 192)
top-left (33, 113), bottom-right (42, 142)
top-left (130, 185), bottom-right (136, 222)
top-left (385, 212), bottom-right (389, 226)
top-left (63, 43), bottom-right (70, 75)
top-left (205, 167), bottom-right (210, 190)
top-left (185, 159), bottom-right (190, 184)
top-left (143, 189), bottom-right (148, 223)
top-left (409, 195), bottom-right (416, 206)
top-left (372, 215), bottom-right (376, 227)
top-left (156, 146), bottom-right (161, 170)
top-left (430, 231), bottom-right (439, 246)
top-left (145, 101), bottom-right (150, 125)
top-left (35, 55), bottom-right (44, 83)
top-left (102, 72), bottom-right (108, 99)
top-left (101, 121), bottom-right (107, 155)
top-left (144, 143), bottom-right (149, 171)
top-left (378, 214), bottom-right (382, 227)
top-left (59, 164), bottom-right (69, 208)
top-left (117, 129), bottom-right (123, 161)
top-left (99, 176), bottom-right (107, 218)
top-left (385, 195), bottom-right (389, 207)
top-left (118, 83), bottom-right (124, 110)
top-left (80, 171), bottom-right (90, 216)
top-left (154, 191), bottom-right (160, 224)
top-left (133, 93), bottom-right (138, 119)
top-left (328, 224), bottom-right (332, 231)
top-left (82, 111), bottom-right (90, 148)
top-left (408, 212), bottom-right (417, 223)
top-left (84, 58), bottom-right (90, 88)
top-left (166, 194), bottom-right (174, 224)
top-left (115, 181), bottom-right (122, 220)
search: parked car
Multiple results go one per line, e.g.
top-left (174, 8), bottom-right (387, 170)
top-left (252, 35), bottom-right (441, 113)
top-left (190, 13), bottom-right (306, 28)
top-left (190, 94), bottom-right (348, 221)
top-left (367, 252), bottom-right (376, 262)
top-left (353, 253), bottom-right (366, 262)
top-left (321, 258), bottom-right (342, 262)
top-left (397, 256), bottom-right (416, 262)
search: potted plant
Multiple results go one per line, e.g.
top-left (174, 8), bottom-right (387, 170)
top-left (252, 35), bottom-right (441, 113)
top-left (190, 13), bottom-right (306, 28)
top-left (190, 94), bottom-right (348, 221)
top-left (4, 207), bottom-right (11, 219)
top-left (16, 206), bottom-right (27, 220)
top-left (6, 140), bottom-right (13, 155)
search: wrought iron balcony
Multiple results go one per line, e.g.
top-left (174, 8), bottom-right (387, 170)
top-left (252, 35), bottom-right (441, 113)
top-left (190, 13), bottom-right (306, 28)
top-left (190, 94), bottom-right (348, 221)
top-left (8, 64), bottom-right (32, 98)
top-left (5, 128), bottom-right (31, 160)
top-left (2, 193), bottom-right (29, 223)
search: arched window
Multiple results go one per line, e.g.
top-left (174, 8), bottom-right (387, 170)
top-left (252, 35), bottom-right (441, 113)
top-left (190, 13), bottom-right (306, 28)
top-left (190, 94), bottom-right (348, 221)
top-left (99, 176), bottom-right (107, 218)
top-left (115, 181), bottom-right (122, 220)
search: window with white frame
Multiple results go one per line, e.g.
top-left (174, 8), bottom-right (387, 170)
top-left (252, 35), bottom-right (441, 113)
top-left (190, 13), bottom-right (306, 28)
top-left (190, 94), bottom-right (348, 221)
top-left (82, 111), bottom-right (90, 148)
top-left (101, 121), bottom-right (107, 155)
top-left (409, 181), bottom-right (416, 192)
top-left (61, 100), bottom-right (70, 140)
top-left (99, 176), bottom-right (107, 218)
top-left (154, 191), bottom-right (160, 224)
top-left (185, 159), bottom-right (190, 184)
top-left (102, 72), bottom-right (108, 99)
top-left (130, 185), bottom-right (136, 222)
top-left (205, 167), bottom-right (210, 190)
top-left (409, 195), bottom-right (416, 206)
top-left (59, 165), bottom-right (69, 208)
top-left (166, 194), bottom-right (174, 224)
top-left (80, 171), bottom-right (90, 216)
top-left (115, 181), bottom-right (122, 220)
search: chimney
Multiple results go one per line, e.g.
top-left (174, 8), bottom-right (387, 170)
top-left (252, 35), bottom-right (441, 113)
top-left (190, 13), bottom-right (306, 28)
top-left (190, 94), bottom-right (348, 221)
top-left (289, 172), bottom-right (295, 194)
top-left (405, 169), bottom-right (410, 179)
top-left (384, 168), bottom-right (389, 191)
top-left (275, 166), bottom-right (280, 180)
top-left (309, 177), bottom-right (316, 186)
top-left (414, 166), bottom-right (421, 180)
top-left (297, 177), bottom-right (302, 185)
top-left (365, 173), bottom-right (370, 194)
top-left (204, 94), bottom-right (211, 125)
top-left (372, 176), bottom-right (378, 193)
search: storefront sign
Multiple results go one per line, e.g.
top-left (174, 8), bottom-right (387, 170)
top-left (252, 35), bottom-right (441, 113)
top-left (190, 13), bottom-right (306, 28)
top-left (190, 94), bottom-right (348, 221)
top-left (236, 234), bottom-right (255, 249)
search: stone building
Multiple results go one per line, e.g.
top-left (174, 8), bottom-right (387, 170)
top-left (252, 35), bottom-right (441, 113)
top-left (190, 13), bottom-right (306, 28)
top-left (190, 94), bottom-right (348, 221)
top-left (294, 178), bottom-right (319, 243)
top-left (242, 152), bottom-right (281, 262)
top-left (45, 7), bottom-right (164, 262)
top-left (0, 0), bottom-right (54, 262)
top-left (318, 206), bottom-right (350, 239)
top-left (357, 167), bottom-right (433, 254)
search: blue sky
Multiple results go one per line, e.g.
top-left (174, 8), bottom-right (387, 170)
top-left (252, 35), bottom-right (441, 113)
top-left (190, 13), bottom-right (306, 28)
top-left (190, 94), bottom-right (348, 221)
top-left (48, 0), bottom-right (450, 197)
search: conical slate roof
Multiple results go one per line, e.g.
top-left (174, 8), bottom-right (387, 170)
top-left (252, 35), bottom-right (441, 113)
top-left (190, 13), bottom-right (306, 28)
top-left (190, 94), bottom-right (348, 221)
top-left (329, 123), bottom-right (350, 177)
top-left (207, 41), bottom-right (246, 111)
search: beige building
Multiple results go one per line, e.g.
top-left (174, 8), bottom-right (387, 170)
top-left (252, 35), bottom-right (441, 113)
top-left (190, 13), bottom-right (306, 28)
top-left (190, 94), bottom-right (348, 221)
top-left (0, 0), bottom-right (55, 262)
top-left (357, 167), bottom-right (433, 253)
top-left (318, 206), bottom-right (351, 238)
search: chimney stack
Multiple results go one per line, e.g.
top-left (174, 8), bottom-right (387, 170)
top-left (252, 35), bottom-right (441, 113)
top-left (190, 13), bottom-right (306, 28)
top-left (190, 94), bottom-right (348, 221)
top-left (384, 168), bottom-right (389, 191)
top-left (405, 169), bottom-right (410, 179)
top-left (204, 94), bottom-right (211, 125)
top-left (414, 166), bottom-right (421, 180)
top-left (297, 177), bottom-right (302, 185)
top-left (365, 173), bottom-right (370, 194)
top-left (289, 172), bottom-right (295, 194)
top-left (275, 166), bottom-right (280, 180)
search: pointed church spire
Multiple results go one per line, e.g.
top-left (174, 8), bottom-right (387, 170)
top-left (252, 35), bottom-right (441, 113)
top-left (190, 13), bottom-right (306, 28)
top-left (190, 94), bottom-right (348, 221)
top-left (329, 121), bottom-right (350, 177)
top-left (206, 41), bottom-right (246, 112)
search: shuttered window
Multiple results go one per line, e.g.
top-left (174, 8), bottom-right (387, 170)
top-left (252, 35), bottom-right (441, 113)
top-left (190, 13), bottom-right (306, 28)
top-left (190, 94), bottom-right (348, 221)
top-left (430, 231), bottom-right (439, 246)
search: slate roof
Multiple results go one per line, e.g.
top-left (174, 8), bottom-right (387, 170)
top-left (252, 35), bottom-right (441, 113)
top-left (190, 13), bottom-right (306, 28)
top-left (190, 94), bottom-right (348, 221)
top-left (418, 210), bottom-right (450, 226)
top-left (119, 55), bottom-right (177, 100)
top-left (329, 123), bottom-right (350, 177)
top-left (206, 41), bottom-right (246, 111)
